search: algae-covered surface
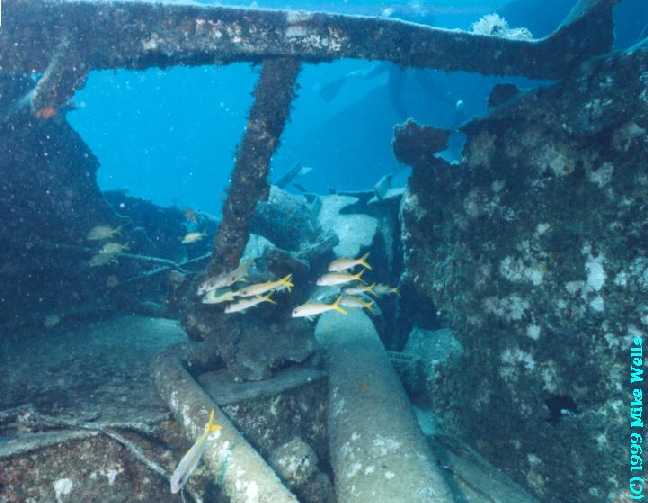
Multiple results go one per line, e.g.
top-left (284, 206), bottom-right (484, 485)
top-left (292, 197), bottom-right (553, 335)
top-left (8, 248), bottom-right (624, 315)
top-left (0, 316), bottom-right (186, 420)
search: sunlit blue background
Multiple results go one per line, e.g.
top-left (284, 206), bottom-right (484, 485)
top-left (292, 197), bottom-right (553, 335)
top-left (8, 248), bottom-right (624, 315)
top-left (68, 0), bottom-right (648, 216)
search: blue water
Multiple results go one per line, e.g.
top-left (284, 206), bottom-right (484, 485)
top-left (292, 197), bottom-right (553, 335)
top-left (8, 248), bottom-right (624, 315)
top-left (67, 0), bottom-right (647, 216)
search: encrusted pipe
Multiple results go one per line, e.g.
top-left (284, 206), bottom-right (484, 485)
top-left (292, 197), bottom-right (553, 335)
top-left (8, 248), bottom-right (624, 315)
top-left (210, 56), bottom-right (301, 275)
top-left (315, 310), bottom-right (453, 502)
top-left (153, 344), bottom-right (299, 503)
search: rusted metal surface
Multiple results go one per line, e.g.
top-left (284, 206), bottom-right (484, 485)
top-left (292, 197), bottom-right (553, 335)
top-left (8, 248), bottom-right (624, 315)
top-left (1, 0), bottom-right (615, 80)
top-left (210, 56), bottom-right (301, 275)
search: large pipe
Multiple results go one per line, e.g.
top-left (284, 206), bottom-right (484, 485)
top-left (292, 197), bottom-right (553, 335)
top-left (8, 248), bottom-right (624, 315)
top-left (316, 310), bottom-right (454, 502)
top-left (152, 343), bottom-right (299, 503)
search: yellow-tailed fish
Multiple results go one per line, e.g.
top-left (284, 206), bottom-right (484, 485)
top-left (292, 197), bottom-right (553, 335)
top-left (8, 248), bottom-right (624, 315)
top-left (316, 270), bottom-right (364, 287)
top-left (181, 232), bottom-right (206, 244)
top-left (343, 283), bottom-right (377, 297)
top-left (236, 274), bottom-right (293, 298)
top-left (87, 225), bottom-right (121, 241)
top-left (100, 242), bottom-right (129, 254)
top-left (328, 252), bottom-right (372, 272)
top-left (89, 252), bottom-right (118, 267)
top-left (202, 289), bottom-right (239, 305)
top-left (197, 261), bottom-right (251, 296)
top-left (170, 410), bottom-right (222, 494)
top-left (339, 295), bottom-right (375, 312)
top-left (224, 294), bottom-right (276, 314)
top-left (292, 296), bottom-right (348, 318)
top-left (374, 283), bottom-right (400, 296)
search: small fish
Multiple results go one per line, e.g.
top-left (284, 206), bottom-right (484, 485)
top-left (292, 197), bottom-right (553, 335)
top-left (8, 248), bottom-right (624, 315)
top-left (339, 295), bottom-right (375, 312)
top-left (44, 314), bottom-right (61, 328)
top-left (374, 283), bottom-right (400, 296)
top-left (170, 410), bottom-right (222, 494)
top-left (196, 261), bottom-right (251, 296)
top-left (328, 252), bottom-right (372, 272)
top-left (343, 283), bottom-right (377, 297)
top-left (87, 225), bottom-right (121, 241)
top-left (276, 163), bottom-right (313, 189)
top-left (89, 252), bottom-right (118, 267)
top-left (292, 296), bottom-right (348, 318)
top-left (202, 289), bottom-right (239, 305)
top-left (298, 166), bottom-right (313, 177)
top-left (236, 274), bottom-right (294, 298)
top-left (316, 270), bottom-right (364, 287)
top-left (224, 294), bottom-right (276, 314)
top-left (35, 106), bottom-right (57, 119)
top-left (100, 242), bottom-right (129, 254)
top-left (181, 232), bottom-right (206, 244)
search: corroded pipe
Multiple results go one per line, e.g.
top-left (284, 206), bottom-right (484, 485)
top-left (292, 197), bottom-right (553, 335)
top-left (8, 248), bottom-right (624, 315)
top-left (1, 0), bottom-right (615, 80)
top-left (316, 310), bottom-right (454, 502)
top-left (210, 56), bottom-right (301, 275)
top-left (153, 343), bottom-right (299, 503)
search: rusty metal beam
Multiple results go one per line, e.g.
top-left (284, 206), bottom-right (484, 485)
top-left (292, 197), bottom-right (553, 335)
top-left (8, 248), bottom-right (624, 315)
top-left (1, 0), bottom-right (615, 81)
top-left (210, 56), bottom-right (301, 275)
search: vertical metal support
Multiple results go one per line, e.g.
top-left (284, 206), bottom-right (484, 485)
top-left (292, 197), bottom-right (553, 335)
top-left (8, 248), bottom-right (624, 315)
top-left (210, 57), bottom-right (301, 276)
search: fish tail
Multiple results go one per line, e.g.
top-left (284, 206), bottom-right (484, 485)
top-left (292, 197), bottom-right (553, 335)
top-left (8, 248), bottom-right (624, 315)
top-left (391, 287), bottom-right (400, 296)
top-left (206, 409), bottom-right (223, 433)
top-left (332, 296), bottom-right (348, 315)
top-left (263, 293), bottom-right (277, 304)
top-left (354, 269), bottom-right (365, 283)
top-left (363, 299), bottom-right (375, 311)
top-left (366, 283), bottom-right (377, 297)
top-left (359, 252), bottom-right (372, 271)
top-left (281, 274), bottom-right (294, 291)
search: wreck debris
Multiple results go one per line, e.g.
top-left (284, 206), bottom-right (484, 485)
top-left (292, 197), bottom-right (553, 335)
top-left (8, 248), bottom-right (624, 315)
top-left (392, 119), bottom-right (451, 169)
top-left (0, 405), bottom-right (201, 500)
top-left (153, 344), bottom-right (299, 502)
top-left (1, 0), bottom-right (614, 81)
top-left (316, 310), bottom-right (453, 502)
top-left (398, 46), bottom-right (648, 502)
top-left (210, 57), bottom-right (301, 275)
top-left (30, 36), bottom-right (88, 119)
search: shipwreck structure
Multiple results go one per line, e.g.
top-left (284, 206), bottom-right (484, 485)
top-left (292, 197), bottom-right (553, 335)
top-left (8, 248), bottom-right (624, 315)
top-left (1, 1), bottom-right (637, 502)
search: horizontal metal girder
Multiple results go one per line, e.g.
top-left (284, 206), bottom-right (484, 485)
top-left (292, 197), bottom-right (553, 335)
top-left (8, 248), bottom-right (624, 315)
top-left (0, 0), bottom-right (615, 80)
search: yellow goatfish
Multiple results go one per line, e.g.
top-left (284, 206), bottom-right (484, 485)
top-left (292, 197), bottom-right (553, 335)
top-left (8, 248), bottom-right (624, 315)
top-left (170, 410), bottom-right (222, 494)
top-left (236, 274), bottom-right (294, 298)
top-left (202, 289), bottom-right (239, 305)
top-left (374, 284), bottom-right (400, 296)
top-left (343, 283), bottom-right (377, 297)
top-left (292, 296), bottom-right (348, 318)
top-left (328, 252), bottom-right (372, 272)
top-left (316, 270), bottom-right (364, 287)
top-left (339, 295), bottom-right (375, 312)
top-left (100, 242), bottom-right (129, 254)
top-left (224, 294), bottom-right (276, 314)
top-left (197, 260), bottom-right (251, 296)
top-left (87, 225), bottom-right (121, 241)
top-left (181, 232), bottom-right (206, 244)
